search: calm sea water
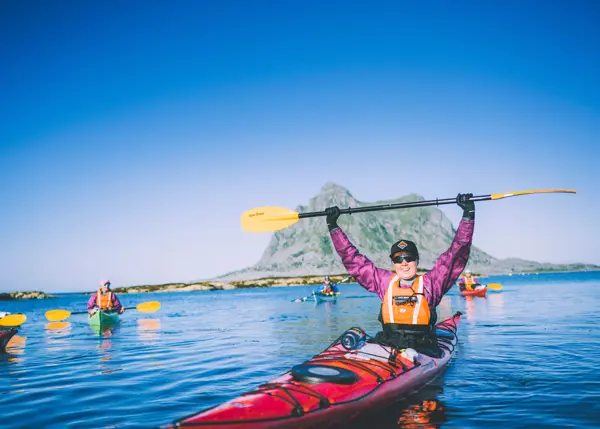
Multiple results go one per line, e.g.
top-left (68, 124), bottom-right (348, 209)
top-left (1, 272), bottom-right (599, 429)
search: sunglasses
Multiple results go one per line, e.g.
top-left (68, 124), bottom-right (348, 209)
top-left (391, 255), bottom-right (418, 264)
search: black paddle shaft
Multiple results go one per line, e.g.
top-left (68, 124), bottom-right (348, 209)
top-left (297, 194), bottom-right (492, 219)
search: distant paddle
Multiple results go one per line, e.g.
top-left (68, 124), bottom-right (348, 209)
top-left (0, 314), bottom-right (27, 327)
top-left (292, 276), bottom-right (352, 302)
top-left (456, 283), bottom-right (503, 291)
top-left (241, 189), bottom-right (576, 233)
top-left (45, 301), bottom-right (161, 322)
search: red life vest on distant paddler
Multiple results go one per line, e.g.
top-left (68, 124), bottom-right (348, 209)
top-left (381, 275), bottom-right (431, 326)
top-left (96, 290), bottom-right (113, 310)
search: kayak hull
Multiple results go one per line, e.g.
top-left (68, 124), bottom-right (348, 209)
top-left (88, 310), bottom-right (119, 329)
top-left (460, 286), bottom-right (487, 297)
top-left (168, 313), bottom-right (462, 429)
top-left (0, 329), bottom-right (17, 352)
top-left (313, 292), bottom-right (339, 303)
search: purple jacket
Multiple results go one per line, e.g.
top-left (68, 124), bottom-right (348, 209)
top-left (87, 292), bottom-right (123, 311)
top-left (330, 219), bottom-right (474, 308)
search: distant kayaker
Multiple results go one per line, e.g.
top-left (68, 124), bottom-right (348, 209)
top-left (324, 193), bottom-right (475, 358)
top-left (87, 280), bottom-right (125, 314)
top-left (458, 269), bottom-right (483, 291)
top-left (316, 276), bottom-right (339, 296)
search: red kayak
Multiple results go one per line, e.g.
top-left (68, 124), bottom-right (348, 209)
top-left (460, 286), bottom-right (487, 297)
top-left (167, 312), bottom-right (462, 429)
top-left (0, 329), bottom-right (17, 352)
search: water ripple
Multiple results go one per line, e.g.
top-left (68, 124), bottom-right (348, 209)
top-left (0, 272), bottom-right (599, 428)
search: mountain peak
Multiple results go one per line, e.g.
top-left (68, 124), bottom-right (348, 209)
top-left (319, 182), bottom-right (353, 196)
top-left (217, 183), bottom-right (598, 281)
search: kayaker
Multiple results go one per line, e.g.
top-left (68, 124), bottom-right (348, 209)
top-left (87, 280), bottom-right (125, 314)
top-left (317, 276), bottom-right (339, 296)
top-left (458, 269), bottom-right (483, 291)
top-left (324, 193), bottom-right (475, 358)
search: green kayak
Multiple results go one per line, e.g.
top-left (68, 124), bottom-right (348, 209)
top-left (88, 310), bottom-right (119, 329)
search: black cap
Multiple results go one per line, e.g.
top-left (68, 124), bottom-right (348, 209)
top-left (390, 240), bottom-right (419, 259)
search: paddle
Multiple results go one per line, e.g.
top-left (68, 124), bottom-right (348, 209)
top-left (292, 276), bottom-right (352, 302)
top-left (45, 301), bottom-right (161, 322)
top-left (241, 189), bottom-right (576, 233)
top-left (486, 283), bottom-right (502, 291)
top-left (456, 282), bottom-right (502, 291)
top-left (0, 314), bottom-right (27, 327)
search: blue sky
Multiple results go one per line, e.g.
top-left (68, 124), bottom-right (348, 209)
top-left (1, 1), bottom-right (598, 292)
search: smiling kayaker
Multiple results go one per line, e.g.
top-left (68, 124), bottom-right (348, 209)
top-left (458, 269), bottom-right (483, 291)
top-left (87, 280), bottom-right (125, 314)
top-left (324, 193), bottom-right (475, 358)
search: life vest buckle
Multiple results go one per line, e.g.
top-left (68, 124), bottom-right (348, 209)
top-left (394, 296), bottom-right (417, 306)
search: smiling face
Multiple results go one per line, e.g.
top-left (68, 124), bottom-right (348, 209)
top-left (391, 253), bottom-right (418, 280)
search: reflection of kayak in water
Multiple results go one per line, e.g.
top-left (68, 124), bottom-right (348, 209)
top-left (313, 291), bottom-right (340, 303)
top-left (459, 286), bottom-right (487, 297)
top-left (165, 313), bottom-right (462, 429)
top-left (0, 329), bottom-right (17, 352)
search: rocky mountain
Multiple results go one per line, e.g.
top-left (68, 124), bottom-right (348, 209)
top-left (218, 183), bottom-right (598, 280)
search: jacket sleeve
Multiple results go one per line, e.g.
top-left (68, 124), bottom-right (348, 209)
top-left (329, 227), bottom-right (392, 300)
top-left (112, 294), bottom-right (123, 311)
top-left (424, 219), bottom-right (474, 307)
top-left (87, 294), bottom-right (97, 310)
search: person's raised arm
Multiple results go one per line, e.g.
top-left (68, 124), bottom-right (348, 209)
top-left (424, 193), bottom-right (475, 306)
top-left (326, 206), bottom-right (391, 299)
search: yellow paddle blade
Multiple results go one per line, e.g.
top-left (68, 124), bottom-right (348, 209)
top-left (45, 309), bottom-right (72, 322)
top-left (491, 189), bottom-right (576, 200)
top-left (0, 314), bottom-right (27, 327)
top-left (241, 206), bottom-right (300, 233)
top-left (136, 301), bottom-right (160, 313)
top-left (487, 283), bottom-right (503, 290)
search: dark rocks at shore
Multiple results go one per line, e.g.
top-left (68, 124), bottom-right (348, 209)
top-left (0, 291), bottom-right (58, 300)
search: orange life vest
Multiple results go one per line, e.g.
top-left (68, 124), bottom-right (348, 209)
top-left (96, 290), bottom-right (113, 310)
top-left (462, 276), bottom-right (478, 290)
top-left (381, 275), bottom-right (431, 326)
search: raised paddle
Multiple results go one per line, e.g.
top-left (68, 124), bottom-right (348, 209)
top-left (45, 301), bottom-right (161, 322)
top-left (0, 314), bottom-right (27, 327)
top-left (292, 276), bottom-right (352, 302)
top-left (241, 189), bottom-right (576, 233)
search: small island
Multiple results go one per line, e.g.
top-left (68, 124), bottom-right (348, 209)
top-left (0, 291), bottom-right (58, 300)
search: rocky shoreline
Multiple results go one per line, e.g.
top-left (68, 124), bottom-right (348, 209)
top-left (110, 274), bottom-right (358, 294)
top-left (0, 291), bottom-right (58, 300)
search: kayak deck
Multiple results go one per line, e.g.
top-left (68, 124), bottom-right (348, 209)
top-left (313, 292), bottom-right (340, 303)
top-left (168, 312), bottom-right (461, 429)
top-left (88, 310), bottom-right (120, 328)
